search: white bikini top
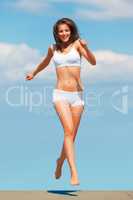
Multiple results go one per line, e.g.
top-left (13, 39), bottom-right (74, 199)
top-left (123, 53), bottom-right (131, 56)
top-left (52, 44), bottom-right (81, 68)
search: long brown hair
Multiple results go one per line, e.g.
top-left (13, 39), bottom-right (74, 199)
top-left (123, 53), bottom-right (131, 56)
top-left (53, 18), bottom-right (80, 51)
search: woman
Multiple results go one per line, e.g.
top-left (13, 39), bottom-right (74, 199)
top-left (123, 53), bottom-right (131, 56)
top-left (26, 18), bottom-right (96, 185)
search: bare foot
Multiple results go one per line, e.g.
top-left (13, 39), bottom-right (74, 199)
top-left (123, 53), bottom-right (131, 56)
top-left (70, 175), bottom-right (80, 185)
top-left (54, 158), bottom-right (62, 179)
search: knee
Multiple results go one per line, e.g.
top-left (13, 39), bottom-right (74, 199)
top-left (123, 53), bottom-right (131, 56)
top-left (64, 126), bottom-right (74, 137)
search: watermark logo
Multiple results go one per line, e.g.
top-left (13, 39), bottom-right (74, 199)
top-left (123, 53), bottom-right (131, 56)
top-left (5, 85), bottom-right (52, 112)
top-left (111, 86), bottom-right (128, 114)
top-left (4, 84), bottom-right (129, 116)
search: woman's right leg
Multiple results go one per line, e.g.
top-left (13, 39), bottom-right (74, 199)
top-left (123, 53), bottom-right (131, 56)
top-left (57, 104), bottom-right (84, 171)
top-left (53, 100), bottom-right (79, 185)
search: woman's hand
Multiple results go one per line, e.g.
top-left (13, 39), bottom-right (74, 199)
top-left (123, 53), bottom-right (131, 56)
top-left (25, 72), bottom-right (34, 80)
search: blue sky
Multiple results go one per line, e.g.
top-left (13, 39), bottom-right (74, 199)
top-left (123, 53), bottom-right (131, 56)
top-left (0, 0), bottom-right (133, 190)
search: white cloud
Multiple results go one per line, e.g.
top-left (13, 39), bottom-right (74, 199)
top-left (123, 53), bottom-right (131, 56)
top-left (0, 42), bottom-right (133, 85)
top-left (8, 0), bottom-right (50, 14)
top-left (0, 42), bottom-right (55, 84)
top-left (50, 0), bottom-right (133, 20)
top-left (4, 0), bottom-right (133, 20)
top-left (81, 50), bottom-right (133, 83)
top-left (73, 0), bottom-right (133, 20)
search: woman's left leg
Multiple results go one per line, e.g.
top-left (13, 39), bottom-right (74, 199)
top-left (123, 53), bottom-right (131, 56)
top-left (55, 104), bottom-right (84, 179)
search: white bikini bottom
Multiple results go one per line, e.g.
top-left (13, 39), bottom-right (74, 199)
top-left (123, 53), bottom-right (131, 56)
top-left (52, 89), bottom-right (84, 107)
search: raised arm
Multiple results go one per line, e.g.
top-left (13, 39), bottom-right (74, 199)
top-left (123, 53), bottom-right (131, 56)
top-left (26, 46), bottom-right (53, 80)
top-left (77, 39), bottom-right (96, 65)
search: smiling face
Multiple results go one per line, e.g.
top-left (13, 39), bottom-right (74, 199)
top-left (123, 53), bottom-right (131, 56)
top-left (53, 18), bottom-right (80, 50)
top-left (57, 23), bottom-right (71, 43)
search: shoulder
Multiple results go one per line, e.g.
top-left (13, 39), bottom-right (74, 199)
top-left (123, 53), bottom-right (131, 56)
top-left (74, 39), bottom-right (80, 47)
top-left (74, 39), bottom-right (88, 48)
top-left (73, 39), bottom-right (80, 52)
top-left (73, 39), bottom-right (87, 55)
top-left (48, 44), bottom-right (56, 55)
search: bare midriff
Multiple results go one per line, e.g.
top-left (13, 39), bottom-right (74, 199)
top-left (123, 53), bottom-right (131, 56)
top-left (55, 66), bottom-right (84, 92)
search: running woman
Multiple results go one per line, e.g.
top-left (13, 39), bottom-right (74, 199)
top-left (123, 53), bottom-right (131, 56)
top-left (26, 18), bottom-right (96, 185)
